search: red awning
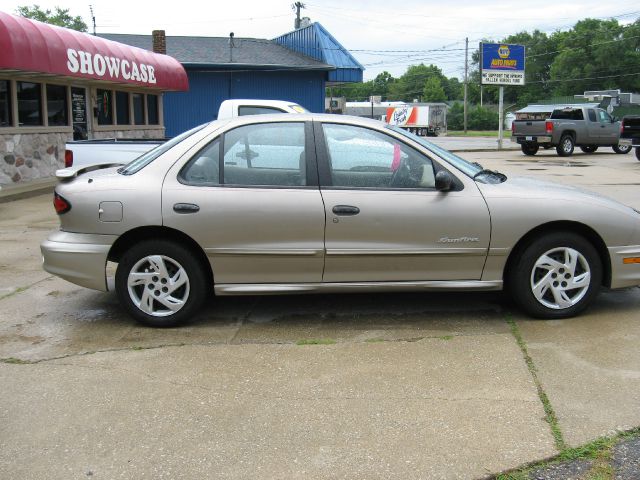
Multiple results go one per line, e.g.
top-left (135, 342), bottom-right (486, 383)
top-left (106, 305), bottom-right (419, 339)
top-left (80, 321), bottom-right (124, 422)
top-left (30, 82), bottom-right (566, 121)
top-left (0, 12), bottom-right (188, 91)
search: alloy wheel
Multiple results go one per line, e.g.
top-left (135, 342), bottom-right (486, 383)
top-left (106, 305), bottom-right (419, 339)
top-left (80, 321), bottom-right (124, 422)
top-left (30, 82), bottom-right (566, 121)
top-left (127, 255), bottom-right (190, 317)
top-left (529, 247), bottom-right (591, 310)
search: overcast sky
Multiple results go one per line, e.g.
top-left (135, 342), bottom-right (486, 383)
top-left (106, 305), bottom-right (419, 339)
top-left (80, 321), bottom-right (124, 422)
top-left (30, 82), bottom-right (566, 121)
top-left (2, 0), bottom-right (639, 80)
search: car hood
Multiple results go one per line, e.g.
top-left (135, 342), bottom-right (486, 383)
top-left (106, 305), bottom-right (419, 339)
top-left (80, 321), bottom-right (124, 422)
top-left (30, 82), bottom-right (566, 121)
top-left (476, 175), bottom-right (640, 247)
top-left (478, 175), bottom-right (636, 215)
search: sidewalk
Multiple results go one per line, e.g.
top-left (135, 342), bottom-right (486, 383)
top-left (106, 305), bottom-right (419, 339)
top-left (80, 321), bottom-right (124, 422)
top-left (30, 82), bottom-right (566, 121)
top-left (430, 135), bottom-right (520, 152)
top-left (0, 176), bottom-right (57, 203)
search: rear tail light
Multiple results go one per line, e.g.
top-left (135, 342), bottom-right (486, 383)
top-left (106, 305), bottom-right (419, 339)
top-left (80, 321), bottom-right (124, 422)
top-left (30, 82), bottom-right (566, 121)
top-left (545, 121), bottom-right (554, 134)
top-left (620, 119), bottom-right (625, 135)
top-left (64, 149), bottom-right (73, 168)
top-left (53, 192), bottom-right (71, 214)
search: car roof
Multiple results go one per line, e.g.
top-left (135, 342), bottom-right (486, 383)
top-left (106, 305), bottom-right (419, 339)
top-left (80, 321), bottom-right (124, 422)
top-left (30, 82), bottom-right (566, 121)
top-left (220, 113), bottom-right (387, 129)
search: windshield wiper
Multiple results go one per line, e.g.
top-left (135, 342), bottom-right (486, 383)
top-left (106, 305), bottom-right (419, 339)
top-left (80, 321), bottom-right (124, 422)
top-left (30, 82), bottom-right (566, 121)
top-left (473, 169), bottom-right (507, 182)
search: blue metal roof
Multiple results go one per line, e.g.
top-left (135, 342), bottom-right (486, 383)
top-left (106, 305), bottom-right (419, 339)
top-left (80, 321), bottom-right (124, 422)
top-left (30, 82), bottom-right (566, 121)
top-left (273, 23), bottom-right (364, 83)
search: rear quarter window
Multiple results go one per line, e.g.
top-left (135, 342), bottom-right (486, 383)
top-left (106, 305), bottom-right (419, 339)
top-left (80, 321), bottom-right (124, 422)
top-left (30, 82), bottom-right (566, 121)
top-left (551, 109), bottom-right (584, 120)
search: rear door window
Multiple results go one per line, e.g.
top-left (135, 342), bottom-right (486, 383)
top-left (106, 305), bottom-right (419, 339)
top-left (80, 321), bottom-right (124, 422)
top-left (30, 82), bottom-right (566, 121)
top-left (222, 122), bottom-right (307, 186)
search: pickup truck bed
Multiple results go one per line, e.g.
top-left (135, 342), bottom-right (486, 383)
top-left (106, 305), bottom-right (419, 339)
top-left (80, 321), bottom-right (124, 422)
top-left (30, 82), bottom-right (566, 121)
top-left (65, 138), bottom-right (166, 168)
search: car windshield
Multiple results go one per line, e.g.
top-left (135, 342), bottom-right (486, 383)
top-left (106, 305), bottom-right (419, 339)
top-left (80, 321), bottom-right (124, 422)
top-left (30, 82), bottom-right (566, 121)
top-left (387, 126), bottom-right (483, 178)
top-left (118, 123), bottom-right (208, 175)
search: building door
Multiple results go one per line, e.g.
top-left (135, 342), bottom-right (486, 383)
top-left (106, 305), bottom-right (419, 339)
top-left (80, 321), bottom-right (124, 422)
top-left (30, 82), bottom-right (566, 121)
top-left (71, 87), bottom-right (88, 140)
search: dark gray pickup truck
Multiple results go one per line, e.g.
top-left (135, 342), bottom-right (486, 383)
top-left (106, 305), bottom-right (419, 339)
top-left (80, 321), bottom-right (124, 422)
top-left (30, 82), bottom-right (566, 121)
top-left (511, 104), bottom-right (632, 157)
top-left (619, 116), bottom-right (640, 161)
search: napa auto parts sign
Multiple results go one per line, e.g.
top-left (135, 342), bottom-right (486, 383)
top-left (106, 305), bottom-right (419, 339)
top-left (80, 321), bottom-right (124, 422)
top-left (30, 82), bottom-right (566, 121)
top-left (480, 43), bottom-right (525, 86)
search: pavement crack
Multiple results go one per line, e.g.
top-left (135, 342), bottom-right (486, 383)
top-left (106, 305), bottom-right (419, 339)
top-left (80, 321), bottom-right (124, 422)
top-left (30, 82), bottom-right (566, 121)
top-left (0, 276), bottom-right (54, 302)
top-left (226, 297), bottom-right (262, 344)
top-left (506, 315), bottom-right (567, 452)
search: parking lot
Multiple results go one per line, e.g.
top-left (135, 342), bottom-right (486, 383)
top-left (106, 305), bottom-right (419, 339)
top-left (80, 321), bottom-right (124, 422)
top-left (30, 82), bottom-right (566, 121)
top-left (1, 147), bottom-right (640, 479)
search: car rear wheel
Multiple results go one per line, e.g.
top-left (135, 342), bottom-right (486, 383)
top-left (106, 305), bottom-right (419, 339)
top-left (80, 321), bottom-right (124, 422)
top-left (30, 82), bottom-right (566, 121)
top-left (556, 135), bottom-right (574, 157)
top-left (580, 145), bottom-right (598, 153)
top-left (508, 232), bottom-right (602, 319)
top-left (521, 143), bottom-right (539, 156)
top-left (115, 240), bottom-right (208, 327)
top-left (613, 144), bottom-right (632, 154)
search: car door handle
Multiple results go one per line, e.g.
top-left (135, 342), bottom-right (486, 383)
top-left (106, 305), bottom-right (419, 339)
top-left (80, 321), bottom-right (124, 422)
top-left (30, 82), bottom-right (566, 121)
top-left (173, 203), bottom-right (200, 214)
top-left (332, 205), bottom-right (360, 216)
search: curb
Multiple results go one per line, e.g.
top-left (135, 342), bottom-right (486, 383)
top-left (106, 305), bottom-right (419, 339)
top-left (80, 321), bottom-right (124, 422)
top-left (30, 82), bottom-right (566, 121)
top-left (0, 178), bottom-right (57, 204)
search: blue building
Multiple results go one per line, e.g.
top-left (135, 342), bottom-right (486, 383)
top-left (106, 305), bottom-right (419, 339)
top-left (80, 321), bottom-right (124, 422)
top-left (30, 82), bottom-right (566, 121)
top-left (102, 23), bottom-right (363, 136)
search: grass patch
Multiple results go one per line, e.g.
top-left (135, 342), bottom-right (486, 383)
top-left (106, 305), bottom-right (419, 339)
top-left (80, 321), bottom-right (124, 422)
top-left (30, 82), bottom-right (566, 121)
top-left (506, 316), bottom-right (566, 451)
top-left (439, 335), bottom-right (454, 341)
top-left (1, 357), bottom-right (32, 364)
top-left (0, 286), bottom-right (30, 301)
top-left (490, 428), bottom-right (640, 480)
top-left (296, 338), bottom-right (336, 346)
top-left (447, 130), bottom-right (512, 138)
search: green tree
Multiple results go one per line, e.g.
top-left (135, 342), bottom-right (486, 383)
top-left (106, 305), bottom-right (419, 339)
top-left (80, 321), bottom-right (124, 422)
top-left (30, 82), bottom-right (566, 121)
top-left (468, 106), bottom-right (498, 130)
top-left (447, 102), bottom-right (464, 130)
top-left (371, 71), bottom-right (395, 97)
top-left (422, 77), bottom-right (446, 102)
top-left (16, 4), bottom-right (87, 32)
top-left (550, 18), bottom-right (640, 95)
top-left (388, 64), bottom-right (448, 101)
top-left (444, 77), bottom-right (463, 101)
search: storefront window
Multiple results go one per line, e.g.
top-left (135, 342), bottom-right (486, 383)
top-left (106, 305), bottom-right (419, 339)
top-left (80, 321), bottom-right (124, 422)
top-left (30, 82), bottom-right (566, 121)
top-left (0, 80), bottom-right (11, 127)
top-left (147, 94), bottom-right (159, 125)
top-left (17, 81), bottom-right (42, 126)
top-left (97, 89), bottom-right (113, 125)
top-left (132, 93), bottom-right (145, 125)
top-left (46, 84), bottom-right (68, 126)
top-left (116, 91), bottom-right (130, 125)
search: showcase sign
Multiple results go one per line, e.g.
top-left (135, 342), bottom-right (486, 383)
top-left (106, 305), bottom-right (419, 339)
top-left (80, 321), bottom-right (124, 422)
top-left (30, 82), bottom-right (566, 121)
top-left (480, 43), bottom-right (525, 86)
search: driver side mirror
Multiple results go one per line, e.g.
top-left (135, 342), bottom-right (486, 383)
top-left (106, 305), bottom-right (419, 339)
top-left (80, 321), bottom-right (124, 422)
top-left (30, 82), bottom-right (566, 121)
top-left (435, 170), bottom-right (453, 192)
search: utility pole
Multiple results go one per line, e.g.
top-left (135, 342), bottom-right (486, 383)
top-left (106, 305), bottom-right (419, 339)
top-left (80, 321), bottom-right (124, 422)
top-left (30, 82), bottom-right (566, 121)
top-left (292, 2), bottom-right (305, 29)
top-left (463, 37), bottom-right (468, 134)
top-left (89, 5), bottom-right (96, 35)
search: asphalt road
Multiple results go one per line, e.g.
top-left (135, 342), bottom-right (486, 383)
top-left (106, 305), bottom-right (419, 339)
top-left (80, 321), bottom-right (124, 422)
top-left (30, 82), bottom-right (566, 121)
top-left (1, 148), bottom-right (639, 479)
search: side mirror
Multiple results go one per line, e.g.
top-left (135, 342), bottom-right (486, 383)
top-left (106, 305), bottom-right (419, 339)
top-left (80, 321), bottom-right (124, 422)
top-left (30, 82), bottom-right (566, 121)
top-left (435, 170), bottom-right (453, 192)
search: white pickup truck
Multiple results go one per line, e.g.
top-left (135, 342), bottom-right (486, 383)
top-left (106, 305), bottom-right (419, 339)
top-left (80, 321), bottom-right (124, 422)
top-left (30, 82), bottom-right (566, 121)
top-left (64, 99), bottom-right (308, 168)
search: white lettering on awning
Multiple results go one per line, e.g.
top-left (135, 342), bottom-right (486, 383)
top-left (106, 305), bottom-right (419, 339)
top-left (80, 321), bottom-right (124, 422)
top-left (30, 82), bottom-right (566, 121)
top-left (65, 48), bottom-right (157, 85)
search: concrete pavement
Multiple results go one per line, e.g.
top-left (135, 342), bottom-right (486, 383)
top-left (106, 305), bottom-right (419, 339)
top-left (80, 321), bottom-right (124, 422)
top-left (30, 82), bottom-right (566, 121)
top-left (1, 149), bottom-right (640, 479)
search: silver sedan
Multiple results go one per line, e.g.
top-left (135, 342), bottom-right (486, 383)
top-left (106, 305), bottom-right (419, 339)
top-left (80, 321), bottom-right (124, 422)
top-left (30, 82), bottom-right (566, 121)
top-left (42, 114), bottom-right (640, 327)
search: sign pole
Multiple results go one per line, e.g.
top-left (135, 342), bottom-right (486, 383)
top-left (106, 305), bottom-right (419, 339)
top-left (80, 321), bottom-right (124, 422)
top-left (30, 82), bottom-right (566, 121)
top-left (498, 86), bottom-right (504, 150)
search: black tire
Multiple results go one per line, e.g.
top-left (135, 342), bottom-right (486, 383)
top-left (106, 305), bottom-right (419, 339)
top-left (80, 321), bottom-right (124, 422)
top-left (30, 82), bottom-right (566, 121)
top-left (521, 143), bottom-right (539, 156)
top-left (115, 239), bottom-right (209, 327)
top-left (507, 232), bottom-right (602, 319)
top-left (556, 135), bottom-right (575, 157)
top-left (636, 147), bottom-right (640, 161)
top-left (580, 145), bottom-right (598, 154)
top-left (613, 144), bottom-right (632, 154)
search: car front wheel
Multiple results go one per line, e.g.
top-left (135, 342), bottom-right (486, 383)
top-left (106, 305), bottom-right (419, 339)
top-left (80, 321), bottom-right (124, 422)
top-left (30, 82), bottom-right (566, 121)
top-left (508, 232), bottom-right (602, 319)
top-left (115, 240), bottom-right (208, 327)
